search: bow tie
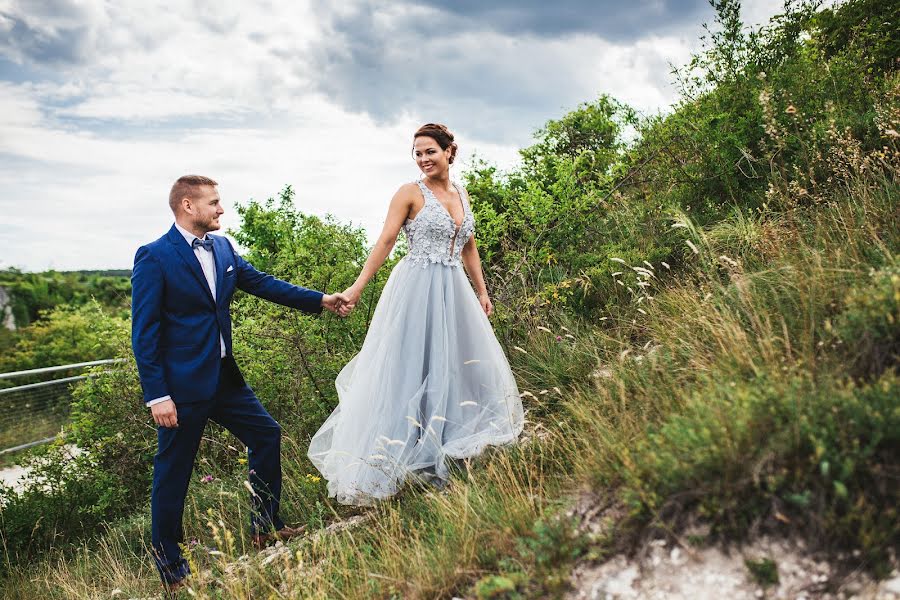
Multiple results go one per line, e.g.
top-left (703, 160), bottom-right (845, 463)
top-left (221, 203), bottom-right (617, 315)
top-left (192, 237), bottom-right (214, 251)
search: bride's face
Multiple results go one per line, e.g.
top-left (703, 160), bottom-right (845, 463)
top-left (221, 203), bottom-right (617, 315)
top-left (413, 136), bottom-right (451, 176)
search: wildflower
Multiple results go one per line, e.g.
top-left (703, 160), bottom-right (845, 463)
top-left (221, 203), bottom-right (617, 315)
top-left (460, 401), bottom-right (477, 407)
top-left (553, 387), bottom-right (562, 395)
top-left (520, 391), bottom-right (536, 399)
top-left (643, 261), bottom-right (654, 270)
top-left (238, 457), bottom-right (247, 465)
top-left (662, 262), bottom-right (671, 269)
top-left (201, 475), bottom-right (214, 483)
top-left (719, 255), bottom-right (738, 267)
top-left (556, 335), bottom-right (562, 341)
top-left (243, 480), bottom-right (258, 497)
top-left (612, 271), bottom-right (623, 277)
top-left (610, 257), bottom-right (628, 265)
top-left (637, 308), bottom-right (648, 315)
top-left (249, 469), bottom-right (256, 476)
top-left (305, 474), bottom-right (322, 482)
top-left (463, 359), bottom-right (481, 365)
top-left (565, 333), bottom-right (575, 339)
top-left (537, 326), bottom-right (552, 333)
top-left (886, 129), bottom-right (899, 138)
top-left (513, 346), bottom-right (528, 354)
top-left (685, 240), bottom-right (699, 254)
top-left (405, 416), bottom-right (423, 428)
top-left (539, 390), bottom-right (548, 395)
top-left (785, 105), bottom-right (797, 115)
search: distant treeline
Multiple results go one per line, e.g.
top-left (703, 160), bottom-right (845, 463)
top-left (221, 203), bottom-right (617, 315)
top-left (0, 268), bottom-right (131, 329)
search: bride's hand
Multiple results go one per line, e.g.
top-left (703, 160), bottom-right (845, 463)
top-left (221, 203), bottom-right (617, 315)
top-left (342, 286), bottom-right (363, 310)
top-left (478, 292), bottom-right (493, 317)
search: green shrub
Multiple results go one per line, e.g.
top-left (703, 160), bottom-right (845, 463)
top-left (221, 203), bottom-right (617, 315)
top-left (832, 260), bottom-right (900, 378)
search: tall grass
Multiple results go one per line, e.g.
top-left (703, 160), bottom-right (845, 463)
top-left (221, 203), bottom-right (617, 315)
top-left (5, 158), bottom-right (895, 599)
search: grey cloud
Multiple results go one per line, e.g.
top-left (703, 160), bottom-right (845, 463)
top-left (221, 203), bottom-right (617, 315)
top-left (400, 0), bottom-right (710, 41)
top-left (0, 0), bottom-right (104, 65)
top-left (308, 1), bottom-right (703, 144)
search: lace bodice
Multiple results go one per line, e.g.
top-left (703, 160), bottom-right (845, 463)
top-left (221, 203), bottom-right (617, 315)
top-left (402, 180), bottom-right (475, 267)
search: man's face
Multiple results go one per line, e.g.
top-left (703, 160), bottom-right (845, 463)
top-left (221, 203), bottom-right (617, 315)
top-left (186, 185), bottom-right (224, 233)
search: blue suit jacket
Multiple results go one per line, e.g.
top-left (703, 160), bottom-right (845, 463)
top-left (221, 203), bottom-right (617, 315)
top-left (131, 224), bottom-right (324, 405)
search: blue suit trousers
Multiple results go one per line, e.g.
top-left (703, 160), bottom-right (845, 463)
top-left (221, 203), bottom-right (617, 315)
top-left (150, 357), bottom-right (283, 584)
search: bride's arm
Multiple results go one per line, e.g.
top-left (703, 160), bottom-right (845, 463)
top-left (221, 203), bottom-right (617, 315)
top-left (343, 184), bottom-right (417, 306)
top-left (461, 236), bottom-right (493, 317)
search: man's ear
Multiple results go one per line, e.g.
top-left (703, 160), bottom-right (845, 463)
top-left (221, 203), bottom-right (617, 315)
top-left (181, 197), bottom-right (193, 214)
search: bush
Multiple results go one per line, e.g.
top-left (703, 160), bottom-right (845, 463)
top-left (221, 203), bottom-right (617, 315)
top-left (832, 259), bottom-right (900, 378)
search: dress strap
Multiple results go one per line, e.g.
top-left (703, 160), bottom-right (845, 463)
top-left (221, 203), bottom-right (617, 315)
top-left (453, 182), bottom-right (471, 213)
top-left (415, 179), bottom-right (433, 202)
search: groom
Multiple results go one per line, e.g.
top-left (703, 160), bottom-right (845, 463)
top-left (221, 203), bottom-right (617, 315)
top-left (131, 175), bottom-right (349, 590)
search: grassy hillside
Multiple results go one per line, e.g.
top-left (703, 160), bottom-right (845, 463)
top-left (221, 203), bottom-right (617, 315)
top-left (0, 0), bottom-right (897, 597)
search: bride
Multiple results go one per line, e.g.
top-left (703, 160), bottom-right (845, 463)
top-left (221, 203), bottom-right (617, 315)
top-left (308, 123), bottom-right (524, 505)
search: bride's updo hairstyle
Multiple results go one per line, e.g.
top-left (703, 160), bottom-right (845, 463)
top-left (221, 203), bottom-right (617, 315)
top-left (414, 123), bottom-right (458, 165)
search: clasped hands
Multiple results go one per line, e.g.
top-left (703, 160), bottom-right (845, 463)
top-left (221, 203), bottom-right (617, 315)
top-left (320, 287), bottom-right (362, 317)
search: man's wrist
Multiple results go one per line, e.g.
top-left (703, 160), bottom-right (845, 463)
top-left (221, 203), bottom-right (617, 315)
top-left (146, 395), bottom-right (171, 408)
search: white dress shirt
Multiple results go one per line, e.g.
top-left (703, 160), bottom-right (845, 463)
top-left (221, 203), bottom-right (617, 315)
top-left (146, 223), bottom-right (227, 408)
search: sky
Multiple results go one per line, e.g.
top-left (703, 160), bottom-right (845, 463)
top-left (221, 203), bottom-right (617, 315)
top-left (0, 0), bottom-right (787, 272)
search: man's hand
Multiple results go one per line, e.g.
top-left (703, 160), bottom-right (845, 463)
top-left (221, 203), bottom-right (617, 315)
top-left (322, 292), bottom-right (353, 317)
top-left (151, 399), bottom-right (179, 428)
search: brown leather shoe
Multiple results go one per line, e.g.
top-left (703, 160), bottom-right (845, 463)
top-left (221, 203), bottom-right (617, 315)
top-left (252, 524), bottom-right (307, 549)
top-left (164, 577), bottom-right (187, 597)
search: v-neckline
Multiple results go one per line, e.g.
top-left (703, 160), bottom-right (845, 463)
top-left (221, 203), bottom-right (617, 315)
top-left (422, 180), bottom-right (465, 229)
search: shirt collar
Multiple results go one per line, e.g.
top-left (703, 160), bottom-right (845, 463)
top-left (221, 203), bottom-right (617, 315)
top-left (174, 222), bottom-right (208, 247)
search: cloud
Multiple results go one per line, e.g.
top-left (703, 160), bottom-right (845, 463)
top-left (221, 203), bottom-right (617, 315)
top-left (395, 0), bottom-right (711, 40)
top-left (0, 0), bottom-right (106, 65)
top-left (309, 1), bottom-right (706, 145)
top-left (0, 0), bottom-right (792, 271)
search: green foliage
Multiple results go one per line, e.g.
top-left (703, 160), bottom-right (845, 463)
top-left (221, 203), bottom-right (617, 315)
top-left (2, 0), bottom-right (899, 595)
top-left (0, 300), bottom-right (129, 377)
top-left (0, 441), bottom-right (138, 572)
top-left (813, 0), bottom-right (900, 77)
top-left (831, 259), bottom-right (900, 378)
top-left (745, 557), bottom-right (779, 587)
top-left (0, 269), bottom-right (130, 330)
top-left (228, 185), bottom-right (398, 446)
top-left (474, 574), bottom-right (520, 600)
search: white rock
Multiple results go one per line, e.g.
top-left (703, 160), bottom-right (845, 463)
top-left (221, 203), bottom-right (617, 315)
top-left (882, 576), bottom-right (900, 594)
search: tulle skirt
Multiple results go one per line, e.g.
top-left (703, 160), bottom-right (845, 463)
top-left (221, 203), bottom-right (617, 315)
top-left (308, 257), bottom-right (524, 505)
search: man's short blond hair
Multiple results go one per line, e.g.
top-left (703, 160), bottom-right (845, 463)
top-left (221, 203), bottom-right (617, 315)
top-left (169, 175), bottom-right (218, 213)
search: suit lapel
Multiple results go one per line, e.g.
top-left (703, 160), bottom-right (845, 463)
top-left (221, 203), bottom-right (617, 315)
top-left (166, 225), bottom-right (215, 306)
top-left (213, 237), bottom-right (227, 306)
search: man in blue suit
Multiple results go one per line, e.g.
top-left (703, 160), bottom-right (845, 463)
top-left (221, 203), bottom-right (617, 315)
top-left (131, 174), bottom-right (350, 591)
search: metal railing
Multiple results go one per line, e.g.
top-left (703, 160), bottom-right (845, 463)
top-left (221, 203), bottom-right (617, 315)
top-left (0, 359), bottom-right (123, 455)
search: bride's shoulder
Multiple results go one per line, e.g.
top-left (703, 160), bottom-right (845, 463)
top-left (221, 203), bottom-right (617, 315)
top-left (394, 182), bottom-right (422, 200)
top-left (387, 182), bottom-right (422, 211)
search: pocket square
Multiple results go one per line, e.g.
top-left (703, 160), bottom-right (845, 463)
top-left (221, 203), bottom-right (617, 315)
top-left (226, 265), bottom-right (234, 273)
